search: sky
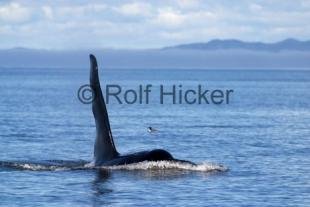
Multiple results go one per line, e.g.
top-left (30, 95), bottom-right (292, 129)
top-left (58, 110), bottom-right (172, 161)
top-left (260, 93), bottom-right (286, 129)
top-left (0, 0), bottom-right (309, 49)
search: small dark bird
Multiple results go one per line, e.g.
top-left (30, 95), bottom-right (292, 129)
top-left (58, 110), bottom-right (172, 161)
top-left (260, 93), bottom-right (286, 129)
top-left (147, 127), bottom-right (157, 133)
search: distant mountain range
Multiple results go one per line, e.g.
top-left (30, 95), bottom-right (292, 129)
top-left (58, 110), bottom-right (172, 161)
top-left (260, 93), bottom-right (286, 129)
top-left (164, 38), bottom-right (310, 51)
top-left (0, 39), bottom-right (310, 69)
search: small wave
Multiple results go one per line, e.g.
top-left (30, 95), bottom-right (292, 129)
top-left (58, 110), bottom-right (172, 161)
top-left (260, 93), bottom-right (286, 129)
top-left (10, 163), bottom-right (70, 171)
top-left (100, 161), bottom-right (227, 172)
top-left (1, 160), bottom-right (227, 172)
top-left (0, 160), bottom-right (88, 171)
top-left (0, 161), bottom-right (61, 171)
top-left (189, 124), bottom-right (272, 129)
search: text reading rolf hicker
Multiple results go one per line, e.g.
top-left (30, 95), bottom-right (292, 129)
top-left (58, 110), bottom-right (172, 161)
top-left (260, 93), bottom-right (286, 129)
top-left (99, 84), bottom-right (234, 105)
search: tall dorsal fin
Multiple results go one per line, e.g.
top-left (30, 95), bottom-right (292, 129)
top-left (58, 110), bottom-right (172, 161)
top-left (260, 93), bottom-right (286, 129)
top-left (89, 54), bottom-right (119, 165)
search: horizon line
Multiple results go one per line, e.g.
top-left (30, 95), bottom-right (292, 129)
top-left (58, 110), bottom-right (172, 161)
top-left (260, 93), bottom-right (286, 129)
top-left (1, 37), bottom-right (310, 51)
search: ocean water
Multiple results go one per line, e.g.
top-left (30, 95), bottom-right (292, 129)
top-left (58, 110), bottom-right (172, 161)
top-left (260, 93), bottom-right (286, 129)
top-left (0, 68), bottom-right (309, 206)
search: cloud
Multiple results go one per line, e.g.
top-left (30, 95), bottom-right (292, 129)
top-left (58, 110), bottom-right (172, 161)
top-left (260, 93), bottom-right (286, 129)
top-left (0, 0), bottom-right (309, 49)
top-left (249, 3), bottom-right (263, 12)
top-left (34, 3), bottom-right (108, 22)
top-left (175, 0), bottom-right (201, 9)
top-left (55, 4), bottom-right (107, 20)
top-left (42, 6), bottom-right (53, 20)
top-left (114, 2), bottom-right (152, 17)
top-left (0, 2), bottom-right (32, 23)
top-left (153, 8), bottom-right (185, 28)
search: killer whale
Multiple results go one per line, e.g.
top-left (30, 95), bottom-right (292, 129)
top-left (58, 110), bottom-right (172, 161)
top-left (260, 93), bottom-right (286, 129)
top-left (89, 54), bottom-right (194, 166)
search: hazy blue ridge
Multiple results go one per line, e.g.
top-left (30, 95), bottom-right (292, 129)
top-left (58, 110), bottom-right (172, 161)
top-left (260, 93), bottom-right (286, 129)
top-left (0, 39), bottom-right (310, 69)
top-left (163, 38), bottom-right (310, 51)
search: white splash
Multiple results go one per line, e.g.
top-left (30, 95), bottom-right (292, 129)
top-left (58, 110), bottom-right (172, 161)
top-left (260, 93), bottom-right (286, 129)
top-left (11, 163), bottom-right (69, 171)
top-left (2, 160), bottom-right (227, 172)
top-left (99, 161), bottom-right (227, 172)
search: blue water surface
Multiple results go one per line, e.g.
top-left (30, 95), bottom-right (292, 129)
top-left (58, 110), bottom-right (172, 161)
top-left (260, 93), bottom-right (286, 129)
top-left (0, 68), bottom-right (309, 206)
